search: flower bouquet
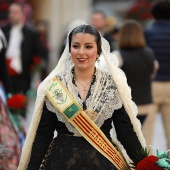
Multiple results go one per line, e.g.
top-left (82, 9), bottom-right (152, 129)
top-left (132, 147), bottom-right (170, 170)
top-left (7, 94), bottom-right (27, 115)
top-left (6, 93), bottom-right (27, 143)
top-left (7, 94), bottom-right (27, 114)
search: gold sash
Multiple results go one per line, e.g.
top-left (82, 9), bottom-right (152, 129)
top-left (46, 77), bottom-right (130, 170)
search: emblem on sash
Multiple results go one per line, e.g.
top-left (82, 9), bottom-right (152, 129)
top-left (52, 89), bottom-right (67, 104)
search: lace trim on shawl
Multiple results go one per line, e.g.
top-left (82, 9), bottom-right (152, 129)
top-left (45, 68), bottom-right (122, 134)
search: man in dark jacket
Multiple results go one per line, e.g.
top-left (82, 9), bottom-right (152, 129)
top-left (1, 2), bottom-right (40, 94)
top-left (0, 29), bottom-right (12, 94)
top-left (145, 0), bottom-right (170, 149)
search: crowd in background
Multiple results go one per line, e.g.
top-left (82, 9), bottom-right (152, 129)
top-left (0, 0), bottom-right (170, 169)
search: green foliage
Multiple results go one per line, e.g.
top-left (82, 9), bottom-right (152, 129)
top-left (130, 147), bottom-right (150, 168)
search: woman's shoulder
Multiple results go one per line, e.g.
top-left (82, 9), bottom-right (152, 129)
top-left (141, 47), bottom-right (155, 60)
top-left (143, 46), bottom-right (154, 54)
top-left (121, 47), bottom-right (155, 59)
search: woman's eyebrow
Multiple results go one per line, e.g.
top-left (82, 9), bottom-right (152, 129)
top-left (85, 43), bottom-right (94, 45)
top-left (72, 42), bottom-right (94, 45)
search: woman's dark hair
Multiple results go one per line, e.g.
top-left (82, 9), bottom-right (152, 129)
top-left (68, 24), bottom-right (102, 55)
top-left (151, 0), bottom-right (170, 20)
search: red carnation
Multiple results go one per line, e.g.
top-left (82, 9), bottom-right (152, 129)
top-left (136, 155), bottom-right (163, 170)
top-left (33, 56), bottom-right (41, 65)
top-left (7, 94), bottom-right (27, 110)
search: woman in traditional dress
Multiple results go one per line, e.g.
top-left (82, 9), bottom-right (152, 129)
top-left (18, 24), bottom-right (146, 170)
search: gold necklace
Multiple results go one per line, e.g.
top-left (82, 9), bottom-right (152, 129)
top-left (76, 79), bottom-right (92, 93)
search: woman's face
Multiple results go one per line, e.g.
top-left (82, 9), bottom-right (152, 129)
top-left (70, 33), bottom-right (98, 71)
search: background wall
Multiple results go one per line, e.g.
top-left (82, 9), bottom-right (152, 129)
top-left (29, 0), bottom-right (92, 71)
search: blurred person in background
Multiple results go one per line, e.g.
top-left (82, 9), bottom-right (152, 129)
top-left (110, 26), bottom-right (120, 51)
top-left (35, 20), bottom-right (49, 81)
top-left (90, 10), bottom-right (115, 51)
top-left (1, 2), bottom-right (40, 94)
top-left (113, 20), bottom-right (158, 127)
top-left (0, 28), bottom-right (21, 170)
top-left (145, 0), bottom-right (170, 149)
top-left (0, 28), bottom-right (12, 94)
top-left (105, 16), bottom-right (119, 51)
top-left (14, 0), bottom-right (33, 25)
top-left (105, 16), bottom-right (116, 33)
